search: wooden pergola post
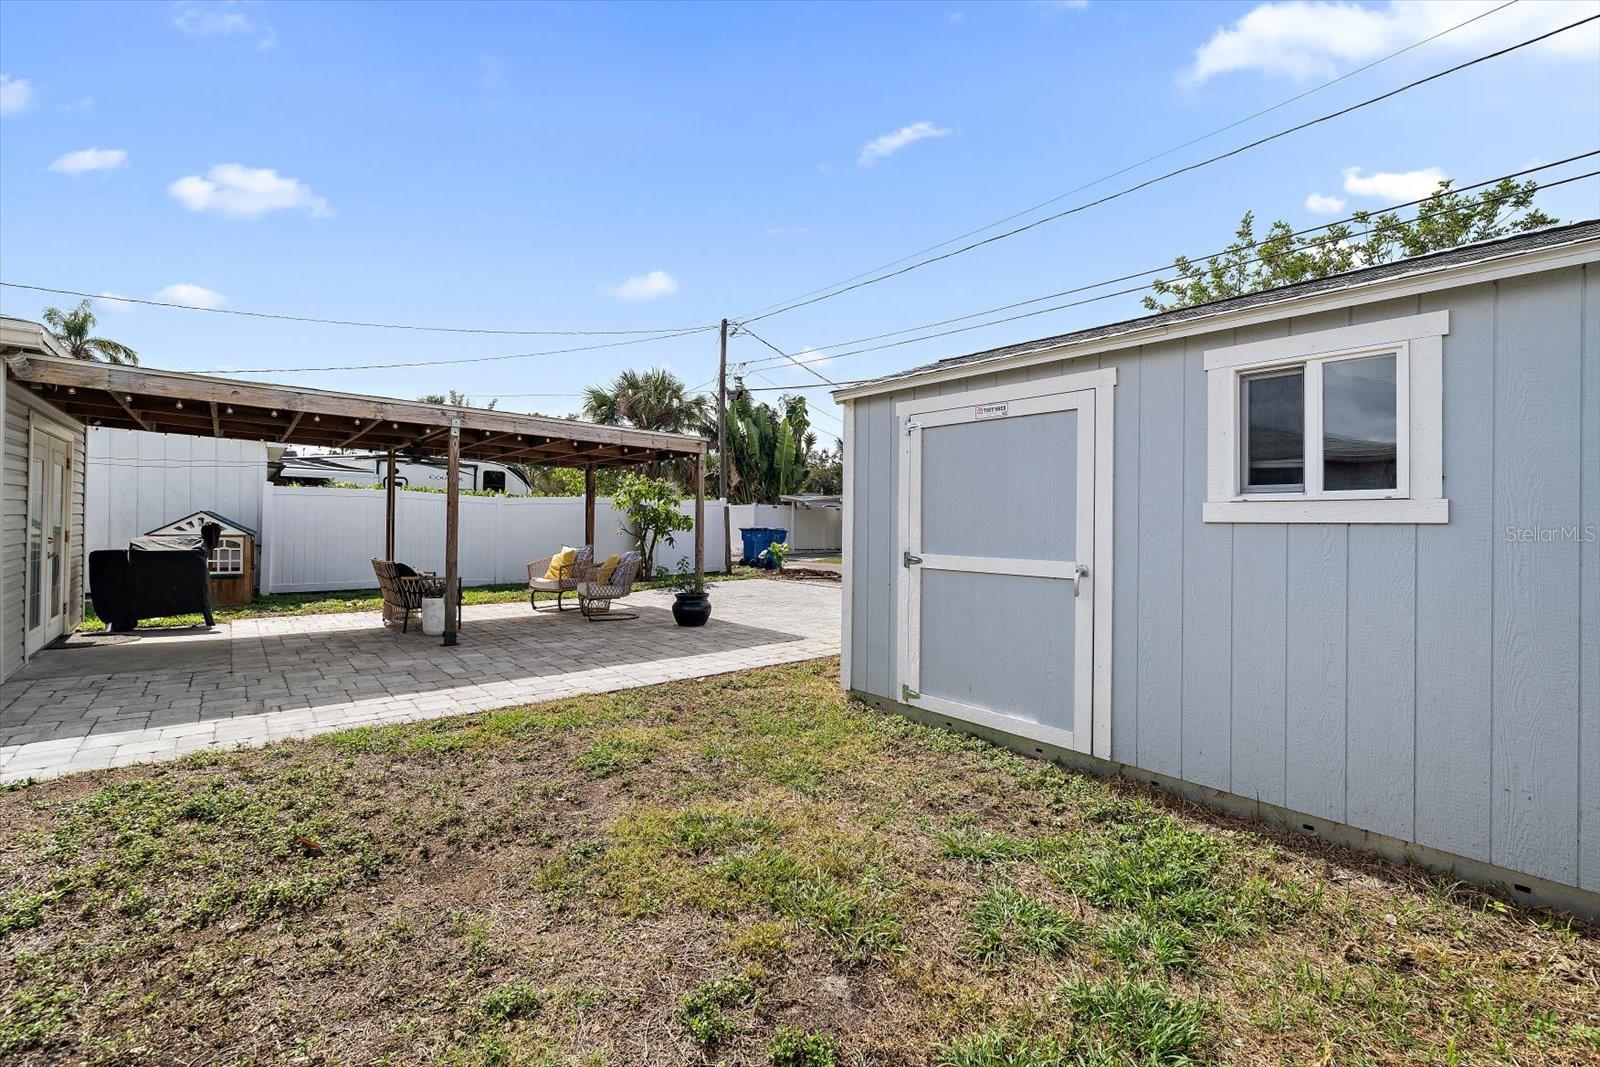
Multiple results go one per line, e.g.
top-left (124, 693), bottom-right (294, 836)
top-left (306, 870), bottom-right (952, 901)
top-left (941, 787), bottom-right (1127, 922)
top-left (384, 450), bottom-right (397, 560)
top-left (694, 444), bottom-right (706, 579)
top-left (442, 417), bottom-right (461, 646)
top-left (584, 465), bottom-right (596, 547)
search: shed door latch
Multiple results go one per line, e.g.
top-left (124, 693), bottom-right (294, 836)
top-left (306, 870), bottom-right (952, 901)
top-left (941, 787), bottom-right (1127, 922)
top-left (902, 551), bottom-right (922, 568)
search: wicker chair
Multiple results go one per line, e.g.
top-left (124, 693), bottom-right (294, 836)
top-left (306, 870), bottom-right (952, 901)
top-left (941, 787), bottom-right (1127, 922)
top-left (372, 559), bottom-right (448, 634)
top-left (577, 551), bottom-right (644, 621)
top-left (526, 545), bottom-right (595, 613)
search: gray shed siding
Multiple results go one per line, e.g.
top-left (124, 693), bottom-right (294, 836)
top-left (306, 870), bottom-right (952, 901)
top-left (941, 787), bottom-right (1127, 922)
top-left (846, 263), bottom-right (1598, 893)
top-left (1, 378), bottom-right (87, 683)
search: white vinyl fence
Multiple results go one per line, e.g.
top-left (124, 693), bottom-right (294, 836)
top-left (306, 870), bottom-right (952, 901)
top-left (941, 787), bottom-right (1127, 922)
top-left (260, 485), bottom-right (735, 593)
top-left (85, 428), bottom-right (267, 555)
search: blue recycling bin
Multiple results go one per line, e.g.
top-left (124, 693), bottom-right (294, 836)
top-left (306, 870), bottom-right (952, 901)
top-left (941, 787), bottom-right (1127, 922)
top-left (738, 527), bottom-right (790, 566)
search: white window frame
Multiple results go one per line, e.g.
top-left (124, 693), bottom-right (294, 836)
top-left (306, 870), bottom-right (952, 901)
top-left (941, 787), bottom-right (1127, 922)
top-left (209, 536), bottom-right (245, 577)
top-left (1204, 311), bottom-right (1448, 524)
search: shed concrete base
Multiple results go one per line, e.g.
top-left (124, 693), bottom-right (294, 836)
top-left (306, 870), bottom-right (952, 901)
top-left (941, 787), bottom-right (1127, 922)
top-left (849, 690), bottom-right (1600, 925)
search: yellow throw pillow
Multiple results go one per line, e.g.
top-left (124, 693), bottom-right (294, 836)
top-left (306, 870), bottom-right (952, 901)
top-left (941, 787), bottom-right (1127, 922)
top-left (543, 547), bottom-right (577, 581)
top-left (595, 553), bottom-right (622, 583)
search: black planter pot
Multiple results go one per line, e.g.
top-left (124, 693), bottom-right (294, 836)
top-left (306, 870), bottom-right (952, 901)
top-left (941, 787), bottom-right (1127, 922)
top-left (672, 592), bottom-right (712, 627)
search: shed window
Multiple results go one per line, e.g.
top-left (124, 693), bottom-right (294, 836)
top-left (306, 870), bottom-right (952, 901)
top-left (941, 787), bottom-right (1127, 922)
top-left (1204, 312), bottom-right (1447, 524)
top-left (209, 537), bottom-right (245, 576)
top-left (1241, 368), bottom-right (1305, 492)
top-left (1322, 353), bottom-right (1397, 491)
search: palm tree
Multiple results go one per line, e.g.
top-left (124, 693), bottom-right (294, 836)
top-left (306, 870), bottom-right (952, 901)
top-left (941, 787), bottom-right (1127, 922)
top-left (582, 368), bottom-right (711, 489)
top-left (582, 367), bottom-right (710, 435)
top-left (41, 299), bottom-right (139, 364)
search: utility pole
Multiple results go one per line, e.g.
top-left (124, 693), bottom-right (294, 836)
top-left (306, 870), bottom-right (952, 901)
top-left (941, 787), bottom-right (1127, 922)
top-left (717, 318), bottom-right (731, 574)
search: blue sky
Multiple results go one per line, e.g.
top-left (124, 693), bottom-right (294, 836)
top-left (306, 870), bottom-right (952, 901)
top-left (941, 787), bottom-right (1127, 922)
top-left (2, 0), bottom-right (1597, 442)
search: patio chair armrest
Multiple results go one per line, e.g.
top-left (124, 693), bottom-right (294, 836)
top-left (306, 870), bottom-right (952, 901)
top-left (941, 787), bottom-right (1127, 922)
top-left (527, 556), bottom-right (554, 583)
top-left (399, 574), bottom-right (446, 598)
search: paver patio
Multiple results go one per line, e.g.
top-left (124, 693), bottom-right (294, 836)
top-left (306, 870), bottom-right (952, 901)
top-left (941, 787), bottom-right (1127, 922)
top-left (0, 579), bottom-right (839, 783)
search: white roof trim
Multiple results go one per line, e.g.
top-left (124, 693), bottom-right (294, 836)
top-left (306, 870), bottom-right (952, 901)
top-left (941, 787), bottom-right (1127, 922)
top-left (833, 234), bottom-right (1600, 403)
top-left (0, 317), bottom-right (71, 360)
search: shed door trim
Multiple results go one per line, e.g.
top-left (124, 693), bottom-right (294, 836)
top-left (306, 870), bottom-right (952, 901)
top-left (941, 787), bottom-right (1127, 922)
top-left (895, 368), bottom-right (1115, 759)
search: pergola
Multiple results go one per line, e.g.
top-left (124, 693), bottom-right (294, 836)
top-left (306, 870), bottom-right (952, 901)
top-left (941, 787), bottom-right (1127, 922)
top-left (3, 352), bottom-right (708, 645)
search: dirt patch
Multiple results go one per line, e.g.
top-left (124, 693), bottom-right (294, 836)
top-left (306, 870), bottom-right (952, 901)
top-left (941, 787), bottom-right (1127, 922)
top-left (3, 660), bottom-right (1596, 1065)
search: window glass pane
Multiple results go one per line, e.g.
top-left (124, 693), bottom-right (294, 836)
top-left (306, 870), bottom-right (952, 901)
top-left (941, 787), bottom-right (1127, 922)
top-left (1323, 353), bottom-right (1397, 491)
top-left (1243, 370), bottom-right (1304, 490)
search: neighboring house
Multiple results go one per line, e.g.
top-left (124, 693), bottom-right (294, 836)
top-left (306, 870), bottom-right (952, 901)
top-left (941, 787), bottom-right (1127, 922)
top-left (142, 510), bottom-right (258, 607)
top-left (835, 220), bottom-right (1600, 914)
top-left (270, 448), bottom-right (535, 495)
top-left (0, 318), bottom-right (85, 677)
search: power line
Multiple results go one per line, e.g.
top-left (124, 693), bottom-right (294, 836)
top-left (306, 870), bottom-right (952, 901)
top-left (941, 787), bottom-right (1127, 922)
top-left (733, 0), bottom-right (1523, 322)
top-left (0, 282), bottom-right (715, 337)
top-left (742, 369), bottom-right (844, 433)
top-left (737, 156), bottom-right (1600, 372)
top-left (744, 169), bottom-right (1600, 376)
top-left (735, 324), bottom-right (839, 386)
top-left (736, 12), bottom-right (1599, 326)
top-left (192, 326), bottom-right (711, 374)
top-left (741, 381), bottom-right (867, 391)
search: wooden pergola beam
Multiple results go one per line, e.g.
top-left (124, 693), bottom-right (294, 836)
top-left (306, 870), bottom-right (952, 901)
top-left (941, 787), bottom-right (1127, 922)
top-left (7, 354), bottom-right (708, 469)
top-left (113, 393), bottom-right (152, 432)
top-left (279, 411), bottom-right (305, 442)
top-left (339, 417), bottom-right (384, 448)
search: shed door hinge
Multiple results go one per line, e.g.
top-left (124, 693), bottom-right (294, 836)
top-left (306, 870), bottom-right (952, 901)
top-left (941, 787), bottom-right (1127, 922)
top-left (902, 551), bottom-right (922, 568)
top-left (901, 683), bottom-right (921, 702)
top-left (904, 419), bottom-right (921, 435)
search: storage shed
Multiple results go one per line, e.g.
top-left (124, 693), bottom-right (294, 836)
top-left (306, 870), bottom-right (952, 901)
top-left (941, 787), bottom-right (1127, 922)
top-left (835, 221), bottom-right (1600, 917)
top-left (144, 510), bottom-right (258, 607)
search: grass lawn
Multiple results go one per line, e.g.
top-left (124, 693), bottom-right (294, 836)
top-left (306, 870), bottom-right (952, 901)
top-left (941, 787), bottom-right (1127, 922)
top-left (77, 567), bottom-right (761, 633)
top-left (3, 660), bottom-right (1597, 1064)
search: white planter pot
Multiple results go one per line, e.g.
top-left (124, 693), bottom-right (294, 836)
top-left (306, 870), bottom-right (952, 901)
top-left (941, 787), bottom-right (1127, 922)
top-left (420, 597), bottom-right (445, 636)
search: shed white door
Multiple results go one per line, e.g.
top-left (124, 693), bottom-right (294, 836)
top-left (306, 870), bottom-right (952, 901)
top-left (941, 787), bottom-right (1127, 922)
top-left (897, 387), bottom-right (1099, 753)
top-left (26, 427), bottom-right (73, 655)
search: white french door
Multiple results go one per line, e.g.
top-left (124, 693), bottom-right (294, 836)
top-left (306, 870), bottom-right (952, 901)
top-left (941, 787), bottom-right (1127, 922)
top-left (896, 376), bottom-right (1111, 755)
top-left (25, 427), bottom-right (72, 655)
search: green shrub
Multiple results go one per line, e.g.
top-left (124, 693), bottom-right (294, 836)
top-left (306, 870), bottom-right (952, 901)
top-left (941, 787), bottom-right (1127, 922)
top-left (770, 1026), bottom-right (837, 1067)
top-left (680, 974), bottom-right (758, 1048)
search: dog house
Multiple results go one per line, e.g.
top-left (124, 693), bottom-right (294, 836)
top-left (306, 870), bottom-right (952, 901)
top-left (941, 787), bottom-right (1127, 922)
top-left (146, 510), bottom-right (257, 607)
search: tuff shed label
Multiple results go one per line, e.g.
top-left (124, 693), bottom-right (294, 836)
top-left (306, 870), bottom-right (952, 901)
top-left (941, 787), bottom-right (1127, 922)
top-left (974, 402), bottom-right (1009, 420)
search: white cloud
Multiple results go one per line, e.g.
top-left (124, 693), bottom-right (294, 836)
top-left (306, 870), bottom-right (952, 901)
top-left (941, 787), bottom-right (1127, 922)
top-left (858, 121), bottom-right (952, 167)
top-left (0, 74), bottom-right (34, 116)
top-left (49, 148), bottom-right (128, 175)
top-left (606, 270), bottom-right (679, 301)
top-left (172, 1), bottom-right (277, 50)
top-left (1304, 191), bottom-right (1347, 214)
top-left (1342, 165), bottom-right (1448, 201)
top-left (96, 293), bottom-right (136, 313)
top-left (169, 163), bottom-right (331, 218)
top-left (1184, 0), bottom-right (1599, 84)
top-left (1034, 0), bottom-right (1090, 11)
top-left (154, 283), bottom-right (227, 309)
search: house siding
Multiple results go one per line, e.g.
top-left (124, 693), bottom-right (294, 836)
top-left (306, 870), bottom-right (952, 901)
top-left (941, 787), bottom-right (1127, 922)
top-left (845, 263), bottom-right (1599, 895)
top-left (1, 378), bottom-right (87, 683)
